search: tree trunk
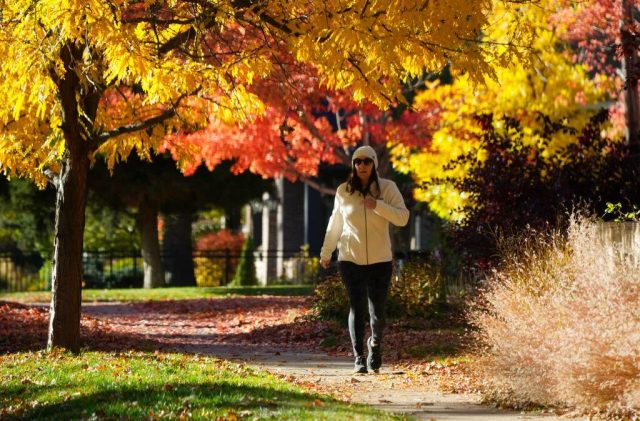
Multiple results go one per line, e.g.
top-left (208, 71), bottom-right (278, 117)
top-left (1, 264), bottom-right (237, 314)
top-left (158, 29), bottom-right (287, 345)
top-left (137, 196), bottom-right (165, 288)
top-left (47, 42), bottom-right (93, 352)
top-left (622, 0), bottom-right (640, 151)
top-left (47, 146), bottom-right (90, 352)
top-left (162, 212), bottom-right (196, 286)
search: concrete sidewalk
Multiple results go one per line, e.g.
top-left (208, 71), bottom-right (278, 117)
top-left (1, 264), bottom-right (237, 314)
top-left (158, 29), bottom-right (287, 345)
top-left (187, 345), bottom-right (585, 421)
top-left (78, 301), bottom-right (589, 421)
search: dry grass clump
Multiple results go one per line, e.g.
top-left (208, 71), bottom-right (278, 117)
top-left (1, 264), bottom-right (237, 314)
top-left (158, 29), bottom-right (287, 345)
top-left (470, 216), bottom-right (640, 418)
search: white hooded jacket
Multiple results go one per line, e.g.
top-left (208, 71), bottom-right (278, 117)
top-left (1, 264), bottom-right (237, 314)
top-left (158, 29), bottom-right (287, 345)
top-left (320, 178), bottom-right (409, 265)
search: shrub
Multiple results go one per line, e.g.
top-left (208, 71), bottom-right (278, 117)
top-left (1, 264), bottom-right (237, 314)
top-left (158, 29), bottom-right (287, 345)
top-left (469, 216), bottom-right (640, 417)
top-left (388, 259), bottom-right (444, 318)
top-left (297, 244), bottom-right (321, 284)
top-left (195, 229), bottom-right (244, 251)
top-left (313, 257), bottom-right (455, 320)
top-left (194, 230), bottom-right (244, 286)
top-left (231, 236), bottom-right (257, 286)
top-left (312, 273), bottom-right (349, 321)
top-left (436, 111), bottom-right (640, 268)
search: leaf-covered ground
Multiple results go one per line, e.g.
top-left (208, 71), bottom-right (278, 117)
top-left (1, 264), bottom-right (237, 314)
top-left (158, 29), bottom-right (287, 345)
top-left (0, 297), bottom-right (477, 399)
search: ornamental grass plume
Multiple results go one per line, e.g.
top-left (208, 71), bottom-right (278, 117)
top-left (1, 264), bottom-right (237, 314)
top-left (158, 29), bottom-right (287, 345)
top-left (470, 215), bottom-right (640, 417)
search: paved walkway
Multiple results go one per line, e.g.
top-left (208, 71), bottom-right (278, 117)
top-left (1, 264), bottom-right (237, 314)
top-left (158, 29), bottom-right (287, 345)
top-left (185, 345), bottom-right (584, 421)
top-left (80, 301), bottom-right (588, 421)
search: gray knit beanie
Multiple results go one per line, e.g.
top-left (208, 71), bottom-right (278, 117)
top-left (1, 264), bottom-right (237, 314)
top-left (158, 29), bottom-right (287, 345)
top-left (351, 145), bottom-right (378, 169)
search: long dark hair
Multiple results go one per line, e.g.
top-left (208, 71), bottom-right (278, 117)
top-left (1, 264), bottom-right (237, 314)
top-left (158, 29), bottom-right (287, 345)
top-left (345, 165), bottom-right (380, 198)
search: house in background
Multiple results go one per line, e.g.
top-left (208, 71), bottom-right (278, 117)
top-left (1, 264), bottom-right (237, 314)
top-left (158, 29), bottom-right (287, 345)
top-left (244, 176), bottom-right (333, 284)
top-left (244, 172), bottom-right (437, 285)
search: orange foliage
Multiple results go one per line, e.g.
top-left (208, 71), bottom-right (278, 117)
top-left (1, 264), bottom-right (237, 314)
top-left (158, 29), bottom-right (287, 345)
top-left (195, 230), bottom-right (245, 252)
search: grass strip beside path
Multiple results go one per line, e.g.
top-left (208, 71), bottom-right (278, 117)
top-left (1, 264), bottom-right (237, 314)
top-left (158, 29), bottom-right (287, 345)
top-left (0, 285), bottom-right (313, 303)
top-left (0, 351), bottom-right (406, 421)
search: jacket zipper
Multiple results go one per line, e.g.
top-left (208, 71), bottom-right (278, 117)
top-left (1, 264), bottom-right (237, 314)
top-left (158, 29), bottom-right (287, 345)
top-left (364, 195), bottom-right (369, 265)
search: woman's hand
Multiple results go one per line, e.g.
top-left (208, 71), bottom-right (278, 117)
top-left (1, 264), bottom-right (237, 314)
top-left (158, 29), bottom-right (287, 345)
top-left (363, 197), bottom-right (378, 210)
top-left (320, 258), bottom-right (331, 269)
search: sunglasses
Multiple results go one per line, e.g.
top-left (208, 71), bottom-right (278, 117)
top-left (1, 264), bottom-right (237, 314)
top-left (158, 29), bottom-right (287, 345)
top-left (353, 158), bottom-right (374, 166)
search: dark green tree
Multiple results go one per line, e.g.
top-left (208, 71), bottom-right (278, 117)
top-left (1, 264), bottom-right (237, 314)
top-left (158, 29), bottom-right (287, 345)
top-left (0, 177), bottom-right (55, 256)
top-left (231, 236), bottom-right (258, 286)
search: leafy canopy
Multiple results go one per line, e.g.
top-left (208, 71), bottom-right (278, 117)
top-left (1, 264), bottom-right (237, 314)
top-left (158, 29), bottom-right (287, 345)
top-left (0, 0), bottom-right (534, 184)
top-left (389, 0), bottom-right (613, 221)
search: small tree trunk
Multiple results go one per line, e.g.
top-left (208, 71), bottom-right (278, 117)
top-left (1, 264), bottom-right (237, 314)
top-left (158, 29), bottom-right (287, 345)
top-left (137, 196), bottom-right (164, 288)
top-left (622, 0), bottom-right (640, 151)
top-left (47, 140), bottom-right (90, 352)
top-left (162, 212), bottom-right (196, 286)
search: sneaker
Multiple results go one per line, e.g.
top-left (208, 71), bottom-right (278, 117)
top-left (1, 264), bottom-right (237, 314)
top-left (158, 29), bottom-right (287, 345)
top-left (367, 337), bottom-right (381, 372)
top-left (353, 356), bottom-right (368, 374)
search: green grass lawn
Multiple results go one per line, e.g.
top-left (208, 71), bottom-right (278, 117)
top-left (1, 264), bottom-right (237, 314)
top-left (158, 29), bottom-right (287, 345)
top-left (0, 351), bottom-right (405, 421)
top-left (0, 285), bottom-right (313, 303)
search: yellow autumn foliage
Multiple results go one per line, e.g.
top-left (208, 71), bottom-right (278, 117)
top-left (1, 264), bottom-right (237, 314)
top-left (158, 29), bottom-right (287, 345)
top-left (389, 0), bottom-right (614, 221)
top-left (0, 0), bottom-right (537, 185)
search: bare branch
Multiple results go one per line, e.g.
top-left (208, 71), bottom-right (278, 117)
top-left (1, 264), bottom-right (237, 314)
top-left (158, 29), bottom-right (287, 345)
top-left (299, 174), bottom-right (337, 196)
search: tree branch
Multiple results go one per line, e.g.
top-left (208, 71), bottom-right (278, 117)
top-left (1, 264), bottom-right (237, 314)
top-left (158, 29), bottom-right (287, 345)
top-left (299, 174), bottom-right (337, 196)
top-left (296, 112), bottom-right (348, 166)
top-left (123, 16), bottom-right (198, 25)
top-left (158, 27), bottom-right (198, 56)
top-left (454, 34), bottom-right (534, 50)
top-left (95, 90), bottom-right (197, 145)
top-left (96, 108), bottom-right (176, 142)
top-left (347, 56), bottom-right (370, 83)
top-left (44, 169), bottom-right (60, 189)
top-left (257, 12), bottom-right (300, 35)
top-left (153, 0), bottom-right (300, 57)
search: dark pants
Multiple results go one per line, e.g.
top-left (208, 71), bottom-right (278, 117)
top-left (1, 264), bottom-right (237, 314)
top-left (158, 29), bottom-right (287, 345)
top-left (339, 260), bottom-right (393, 358)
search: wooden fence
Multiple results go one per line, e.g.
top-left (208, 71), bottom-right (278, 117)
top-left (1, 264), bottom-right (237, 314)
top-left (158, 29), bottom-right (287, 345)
top-left (596, 221), bottom-right (640, 267)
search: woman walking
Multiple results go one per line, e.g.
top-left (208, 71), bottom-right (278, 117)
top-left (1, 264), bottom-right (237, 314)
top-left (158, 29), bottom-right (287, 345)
top-left (320, 146), bottom-right (409, 373)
